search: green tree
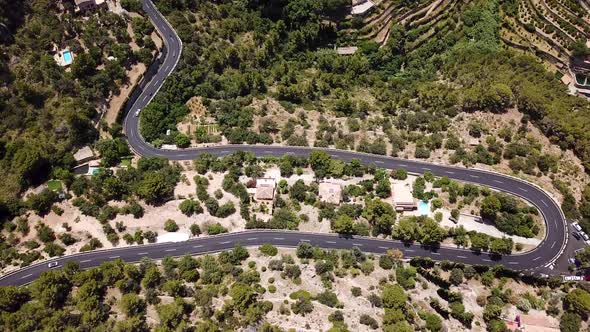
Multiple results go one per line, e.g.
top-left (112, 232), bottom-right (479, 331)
top-left (489, 237), bottom-right (513, 255)
top-left (120, 293), bottom-right (147, 317)
top-left (564, 289), bottom-right (590, 316)
top-left (114, 316), bottom-right (149, 332)
top-left (96, 138), bottom-right (130, 167)
top-left (309, 150), bottom-right (332, 178)
top-left (31, 271), bottom-right (72, 308)
top-left (363, 199), bottom-right (396, 236)
top-left (332, 214), bottom-right (355, 234)
top-left (0, 286), bottom-right (30, 312)
top-left (136, 172), bottom-right (175, 204)
top-left (481, 195), bottom-right (501, 219)
top-left (382, 284), bottom-right (407, 309)
top-left (394, 217), bottom-right (418, 242)
top-left (174, 133), bottom-right (190, 148)
top-left (559, 312), bottom-right (581, 332)
top-left (27, 189), bottom-right (58, 216)
top-left (190, 224), bottom-right (201, 236)
top-left (421, 312), bottom-right (442, 332)
top-left (157, 299), bottom-right (187, 329)
top-left (449, 268), bottom-right (464, 285)
top-left (418, 218), bottom-right (446, 245)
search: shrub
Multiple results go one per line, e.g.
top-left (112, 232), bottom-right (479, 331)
top-left (360, 261), bottom-right (375, 275)
top-left (316, 290), bottom-right (339, 308)
top-left (179, 199), bottom-right (202, 216)
top-left (59, 233), bottom-right (78, 246)
top-left (207, 223), bottom-right (228, 235)
top-left (164, 219), bottom-right (179, 232)
top-left (44, 242), bottom-right (65, 257)
top-left (35, 223), bottom-right (55, 243)
top-left (144, 231), bottom-right (157, 243)
top-left (80, 238), bottom-right (103, 252)
top-left (379, 255), bottom-right (395, 270)
top-left (190, 224), bottom-right (201, 236)
top-left (367, 293), bottom-right (382, 307)
top-left (259, 244), bottom-right (278, 256)
top-left (449, 268), bottom-right (464, 285)
top-left (360, 314), bottom-right (379, 329)
top-left (351, 287), bottom-right (362, 297)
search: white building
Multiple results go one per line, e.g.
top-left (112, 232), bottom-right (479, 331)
top-left (393, 181), bottom-right (417, 211)
top-left (352, 0), bottom-right (375, 16)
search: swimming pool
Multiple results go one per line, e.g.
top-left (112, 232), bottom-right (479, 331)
top-left (63, 50), bottom-right (73, 64)
top-left (418, 201), bottom-right (429, 216)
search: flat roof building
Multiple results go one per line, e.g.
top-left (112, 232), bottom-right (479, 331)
top-left (336, 46), bottom-right (358, 55)
top-left (318, 182), bottom-right (342, 205)
top-left (73, 146), bottom-right (94, 164)
top-left (352, 0), bottom-right (375, 15)
top-left (393, 181), bottom-right (416, 211)
top-left (75, 0), bottom-right (106, 12)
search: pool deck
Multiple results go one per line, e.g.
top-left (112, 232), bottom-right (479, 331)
top-left (54, 49), bottom-right (74, 67)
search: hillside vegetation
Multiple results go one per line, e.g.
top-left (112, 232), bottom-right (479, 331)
top-left (0, 0), bottom-right (155, 220)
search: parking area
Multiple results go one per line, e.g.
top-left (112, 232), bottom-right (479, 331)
top-left (553, 222), bottom-right (588, 273)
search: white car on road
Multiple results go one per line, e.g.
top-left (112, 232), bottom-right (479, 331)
top-left (135, 109), bottom-right (141, 117)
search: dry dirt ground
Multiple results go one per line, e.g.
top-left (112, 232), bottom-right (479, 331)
top-left (246, 97), bottom-right (587, 204)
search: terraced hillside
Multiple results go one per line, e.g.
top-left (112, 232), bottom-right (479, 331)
top-left (344, 0), bottom-right (589, 74)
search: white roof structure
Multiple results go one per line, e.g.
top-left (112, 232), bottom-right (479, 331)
top-left (336, 46), bottom-right (358, 55)
top-left (393, 181), bottom-right (416, 211)
top-left (157, 232), bottom-right (189, 243)
top-left (352, 0), bottom-right (374, 15)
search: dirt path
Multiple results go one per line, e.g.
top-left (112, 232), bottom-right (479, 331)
top-left (103, 63), bottom-right (147, 126)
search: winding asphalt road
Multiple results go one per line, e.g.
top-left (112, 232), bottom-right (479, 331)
top-left (0, 0), bottom-right (568, 286)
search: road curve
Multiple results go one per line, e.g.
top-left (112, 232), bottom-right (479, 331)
top-left (0, 0), bottom-right (567, 286)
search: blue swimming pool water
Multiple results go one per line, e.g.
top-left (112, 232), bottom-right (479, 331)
top-left (63, 50), bottom-right (73, 64)
top-left (418, 201), bottom-right (429, 216)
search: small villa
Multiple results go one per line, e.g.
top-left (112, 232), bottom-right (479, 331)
top-left (393, 181), bottom-right (417, 212)
top-left (569, 55), bottom-right (590, 95)
top-left (54, 49), bottom-right (74, 67)
top-left (318, 182), bottom-right (343, 205)
top-left (75, 0), bottom-right (107, 13)
top-left (255, 178), bottom-right (276, 202)
top-left (73, 146), bottom-right (95, 165)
